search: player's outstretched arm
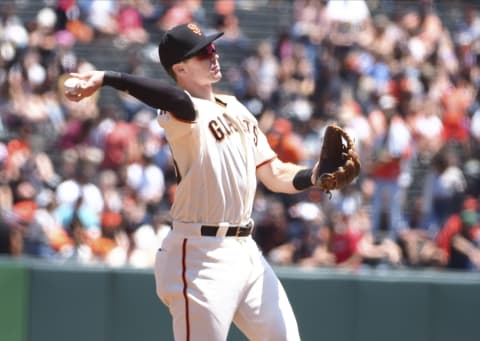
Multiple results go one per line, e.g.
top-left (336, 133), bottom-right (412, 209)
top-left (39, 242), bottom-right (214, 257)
top-left (63, 71), bottom-right (196, 121)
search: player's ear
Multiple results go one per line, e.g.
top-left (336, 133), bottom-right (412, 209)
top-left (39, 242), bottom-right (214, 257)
top-left (172, 63), bottom-right (186, 76)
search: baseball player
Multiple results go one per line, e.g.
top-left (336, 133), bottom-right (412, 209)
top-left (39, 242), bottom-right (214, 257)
top-left (65, 23), bottom-right (321, 341)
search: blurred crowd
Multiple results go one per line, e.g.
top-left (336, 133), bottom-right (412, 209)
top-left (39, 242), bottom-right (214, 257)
top-left (0, 0), bottom-right (480, 272)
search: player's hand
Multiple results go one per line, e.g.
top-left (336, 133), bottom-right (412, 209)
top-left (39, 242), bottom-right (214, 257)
top-left (64, 71), bottom-right (105, 102)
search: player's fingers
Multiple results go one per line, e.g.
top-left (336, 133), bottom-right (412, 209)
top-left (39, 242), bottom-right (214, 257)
top-left (68, 72), bottom-right (88, 80)
top-left (67, 73), bottom-right (82, 82)
top-left (64, 91), bottom-right (83, 101)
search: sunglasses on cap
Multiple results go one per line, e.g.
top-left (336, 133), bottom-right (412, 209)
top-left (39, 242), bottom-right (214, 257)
top-left (194, 43), bottom-right (217, 60)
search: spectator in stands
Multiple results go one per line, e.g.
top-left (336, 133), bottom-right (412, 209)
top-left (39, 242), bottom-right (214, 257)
top-left (125, 145), bottom-right (165, 216)
top-left (365, 95), bottom-right (412, 241)
top-left (328, 211), bottom-right (363, 268)
top-left (0, 1), bottom-right (29, 57)
top-left (337, 98), bottom-right (372, 167)
top-left (398, 227), bottom-right (446, 268)
top-left (114, 0), bottom-right (150, 47)
top-left (254, 195), bottom-right (291, 262)
top-left (421, 146), bottom-right (467, 234)
top-left (325, 0), bottom-right (371, 49)
top-left (34, 187), bottom-right (72, 257)
top-left (336, 207), bottom-right (402, 269)
top-left (292, 0), bottom-right (330, 43)
top-left (360, 13), bottom-right (402, 60)
top-left (54, 157), bottom-right (103, 245)
top-left (243, 40), bottom-right (279, 104)
top-left (454, 4), bottom-right (480, 46)
top-left (156, 0), bottom-right (195, 32)
top-left (86, 0), bottom-right (119, 38)
top-left (55, 0), bottom-right (94, 43)
top-left (409, 99), bottom-right (444, 159)
top-left (265, 199), bottom-right (333, 268)
top-left (213, 11), bottom-right (250, 50)
top-left (440, 75), bottom-right (475, 147)
top-left (11, 181), bottom-right (47, 257)
top-left (266, 117), bottom-right (305, 165)
top-left (101, 119), bottom-right (141, 169)
top-left (436, 197), bottom-right (480, 270)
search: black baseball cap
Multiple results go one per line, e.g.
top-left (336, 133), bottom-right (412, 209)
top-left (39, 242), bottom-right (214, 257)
top-left (158, 23), bottom-right (224, 70)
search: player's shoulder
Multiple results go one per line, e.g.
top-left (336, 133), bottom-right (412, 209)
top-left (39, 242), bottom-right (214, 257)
top-left (214, 93), bottom-right (258, 121)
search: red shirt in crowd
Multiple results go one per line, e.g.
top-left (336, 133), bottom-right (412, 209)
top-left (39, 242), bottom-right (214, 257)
top-left (332, 227), bottom-right (362, 264)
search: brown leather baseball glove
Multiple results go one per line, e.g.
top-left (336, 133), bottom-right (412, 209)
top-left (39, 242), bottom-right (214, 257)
top-left (316, 124), bottom-right (361, 196)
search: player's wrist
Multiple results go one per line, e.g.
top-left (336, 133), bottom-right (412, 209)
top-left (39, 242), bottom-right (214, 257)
top-left (103, 70), bottom-right (122, 87)
top-left (293, 168), bottom-right (313, 190)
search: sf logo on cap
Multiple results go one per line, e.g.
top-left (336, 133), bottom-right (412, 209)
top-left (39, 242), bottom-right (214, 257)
top-left (187, 23), bottom-right (202, 35)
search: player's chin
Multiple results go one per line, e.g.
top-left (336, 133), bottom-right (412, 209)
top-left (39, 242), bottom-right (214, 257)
top-left (211, 70), bottom-right (222, 82)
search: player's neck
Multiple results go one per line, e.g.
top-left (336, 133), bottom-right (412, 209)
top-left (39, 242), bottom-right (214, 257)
top-left (179, 81), bottom-right (215, 102)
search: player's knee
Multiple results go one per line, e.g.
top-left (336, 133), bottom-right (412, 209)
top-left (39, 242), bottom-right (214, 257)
top-left (258, 315), bottom-right (300, 341)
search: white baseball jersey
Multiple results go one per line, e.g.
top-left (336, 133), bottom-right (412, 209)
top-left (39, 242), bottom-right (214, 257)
top-left (157, 93), bottom-right (276, 225)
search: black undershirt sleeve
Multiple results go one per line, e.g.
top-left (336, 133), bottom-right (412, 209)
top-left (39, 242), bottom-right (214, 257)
top-left (293, 168), bottom-right (313, 191)
top-left (103, 71), bottom-right (196, 121)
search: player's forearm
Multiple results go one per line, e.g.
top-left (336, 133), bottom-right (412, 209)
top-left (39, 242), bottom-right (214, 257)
top-left (258, 159), bottom-right (313, 194)
top-left (103, 71), bottom-right (196, 120)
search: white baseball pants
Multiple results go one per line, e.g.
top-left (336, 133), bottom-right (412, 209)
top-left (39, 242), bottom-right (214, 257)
top-left (154, 228), bottom-right (301, 341)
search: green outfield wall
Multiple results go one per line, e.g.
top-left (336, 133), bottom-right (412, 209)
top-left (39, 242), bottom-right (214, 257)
top-left (1, 258), bottom-right (480, 341)
top-left (0, 260), bottom-right (29, 341)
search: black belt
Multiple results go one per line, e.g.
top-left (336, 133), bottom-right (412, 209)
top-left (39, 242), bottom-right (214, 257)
top-left (200, 221), bottom-right (253, 237)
